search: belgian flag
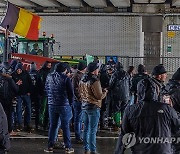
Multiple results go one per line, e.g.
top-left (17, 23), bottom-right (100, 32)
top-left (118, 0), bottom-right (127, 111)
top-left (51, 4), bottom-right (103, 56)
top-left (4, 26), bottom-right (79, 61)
top-left (1, 2), bottom-right (42, 40)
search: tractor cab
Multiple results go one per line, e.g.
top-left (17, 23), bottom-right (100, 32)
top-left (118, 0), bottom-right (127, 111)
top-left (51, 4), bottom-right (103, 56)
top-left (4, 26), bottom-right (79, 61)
top-left (11, 36), bottom-right (55, 58)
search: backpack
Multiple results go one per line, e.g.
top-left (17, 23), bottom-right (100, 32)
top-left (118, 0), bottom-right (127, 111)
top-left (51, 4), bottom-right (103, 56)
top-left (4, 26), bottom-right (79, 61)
top-left (113, 75), bottom-right (130, 101)
top-left (0, 76), bottom-right (9, 101)
top-left (137, 76), bottom-right (162, 102)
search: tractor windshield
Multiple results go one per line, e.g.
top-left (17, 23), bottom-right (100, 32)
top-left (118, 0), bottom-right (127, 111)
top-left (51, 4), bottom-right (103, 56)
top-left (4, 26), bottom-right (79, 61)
top-left (18, 41), bottom-right (43, 56)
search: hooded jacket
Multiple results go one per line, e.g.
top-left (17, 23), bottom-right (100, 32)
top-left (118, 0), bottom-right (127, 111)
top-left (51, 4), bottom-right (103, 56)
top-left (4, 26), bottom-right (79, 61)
top-left (11, 64), bottom-right (32, 95)
top-left (115, 101), bottom-right (180, 154)
top-left (79, 73), bottom-right (107, 109)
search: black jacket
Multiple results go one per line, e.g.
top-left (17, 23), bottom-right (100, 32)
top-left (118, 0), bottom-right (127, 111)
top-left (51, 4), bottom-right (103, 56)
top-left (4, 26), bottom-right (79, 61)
top-left (12, 70), bottom-right (32, 96)
top-left (116, 101), bottom-right (180, 154)
top-left (109, 70), bottom-right (130, 102)
top-left (163, 79), bottom-right (180, 113)
top-left (0, 103), bottom-right (10, 151)
top-left (0, 74), bottom-right (18, 105)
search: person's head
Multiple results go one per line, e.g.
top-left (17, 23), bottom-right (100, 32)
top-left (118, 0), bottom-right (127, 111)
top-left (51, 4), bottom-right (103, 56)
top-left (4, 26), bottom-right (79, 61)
top-left (109, 57), bottom-right (114, 62)
top-left (138, 64), bottom-right (146, 74)
top-left (33, 43), bottom-right (39, 50)
top-left (30, 62), bottom-right (37, 71)
top-left (172, 68), bottom-right (180, 82)
top-left (152, 64), bottom-right (167, 82)
top-left (55, 62), bottom-right (67, 73)
top-left (115, 62), bottom-right (123, 71)
top-left (127, 66), bottom-right (135, 75)
top-left (87, 62), bottom-right (99, 75)
top-left (0, 62), bottom-right (12, 74)
top-left (77, 62), bottom-right (87, 73)
top-left (42, 61), bottom-right (52, 70)
top-left (106, 65), bottom-right (114, 75)
top-left (15, 63), bottom-right (23, 74)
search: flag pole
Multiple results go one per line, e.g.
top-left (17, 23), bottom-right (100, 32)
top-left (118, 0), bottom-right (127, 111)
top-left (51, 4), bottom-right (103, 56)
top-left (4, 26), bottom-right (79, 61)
top-left (3, 25), bottom-right (9, 62)
top-left (3, 0), bottom-right (9, 62)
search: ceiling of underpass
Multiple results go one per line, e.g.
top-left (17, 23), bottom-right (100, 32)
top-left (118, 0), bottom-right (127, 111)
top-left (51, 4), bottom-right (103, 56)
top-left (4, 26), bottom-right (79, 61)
top-left (0, 0), bottom-right (179, 13)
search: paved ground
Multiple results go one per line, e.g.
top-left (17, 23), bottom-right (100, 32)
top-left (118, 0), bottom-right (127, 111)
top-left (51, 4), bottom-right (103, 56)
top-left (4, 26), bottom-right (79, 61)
top-left (8, 130), bottom-right (131, 154)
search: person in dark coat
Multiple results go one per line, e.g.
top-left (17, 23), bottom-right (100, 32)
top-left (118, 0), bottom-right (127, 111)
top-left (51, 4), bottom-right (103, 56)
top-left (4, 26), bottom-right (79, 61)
top-left (161, 68), bottom-right (180, 153)
top-left (99, 64), bottom-right (112, 130)
top-left (0, 103), bottom-right (11, 154)
top-left (44, 62), bottom-right (74, 153)
top-left (29, 62), bottom-right (43, 130)
top-left (38, 61), bottom-right (52, 130)
top-left (11, 63), bottom-right (32, 131)
top-left (114, 74), bottom-right (180, 154)
top-left (0, 63), bottom-right (19, 133)
top-left (162, 68), bottom-right (180, 113)
top-left (109, 62), bottom-right (130, 128)
top-left (71, 62), bottom-right (86, 143)
top-left (131, 64), bottom-right (149, 104)
top-left (137, 64), bottom-right (167, 103)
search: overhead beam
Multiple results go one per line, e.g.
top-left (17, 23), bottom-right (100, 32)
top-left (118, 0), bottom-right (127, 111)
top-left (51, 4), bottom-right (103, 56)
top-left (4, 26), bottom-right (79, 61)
top-left (29, 0), bottom-right (60, 7)
top-left (110, 0), bottom-right (130, 7)
top-left (172, 0), bottom-right (180, 6)
top-left (83, 0), bottom-right (107, 8)
top-left (150, 0), bottom-right (166, 3)
top-left (8, 0), bottom-right (35, 7)
top-left (134, 0), bottom-right (149, 3)
top-left (56, 0), bottom-right (82, 8)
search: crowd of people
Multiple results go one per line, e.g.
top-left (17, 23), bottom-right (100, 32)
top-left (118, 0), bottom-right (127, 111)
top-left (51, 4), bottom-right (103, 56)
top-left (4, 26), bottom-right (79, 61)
top-left (0, 57), bottom-right (180, 154)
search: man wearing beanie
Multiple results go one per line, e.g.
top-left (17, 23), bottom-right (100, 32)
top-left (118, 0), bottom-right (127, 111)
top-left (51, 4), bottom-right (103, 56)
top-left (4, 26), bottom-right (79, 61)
top-left (163, 68), bottom-right (180, 153)
top-left (29, 62), bottom-right (43, 130)
top-left (137, 64), bottom-right (167, 103)
top-left (71, 62), bottom-right (87, 143)
top-left (163, 68), bottom-right (180, 112)
top-left (131, 64), bottom-right (149, 104)
top-left (44, 62), bottom-right (74, 153)
top-left (79, 62), bottom-right (107, 154)
top-left (11, 62), bottom-right (33, 132)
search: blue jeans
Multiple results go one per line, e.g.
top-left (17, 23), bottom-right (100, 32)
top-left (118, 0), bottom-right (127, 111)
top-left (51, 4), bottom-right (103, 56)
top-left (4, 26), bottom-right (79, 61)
top-left (16, 95), bottom-right (31, 126)
top-left (83, 108), bottom-right (100, 152)
top-left (73, 101), bottom-right (82, 140)
top-left (48, 105), bottom-right (72, 148)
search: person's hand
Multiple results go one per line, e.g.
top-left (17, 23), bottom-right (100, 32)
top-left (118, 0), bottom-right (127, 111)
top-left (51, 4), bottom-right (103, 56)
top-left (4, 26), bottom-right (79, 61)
top-left (16, 80), bottom-right (22, 85)
top-left (103, 88), bottom-right (108, 93)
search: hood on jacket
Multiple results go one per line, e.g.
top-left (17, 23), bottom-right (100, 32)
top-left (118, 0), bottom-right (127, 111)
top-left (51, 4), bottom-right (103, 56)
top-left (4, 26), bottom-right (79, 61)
top-left (15, 63), bottom-right (23, 71)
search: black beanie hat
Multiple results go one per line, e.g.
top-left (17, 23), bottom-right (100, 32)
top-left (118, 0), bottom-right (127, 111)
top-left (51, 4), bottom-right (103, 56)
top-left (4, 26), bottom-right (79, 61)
top-left (172, 68), bottom-right (180, 80)
top-left (77, 62), bottom-right (86, 71)
top-left (55, 62), bottom-right (67, 73)
top-left (138, 64), bottom-right (145, 73)
top-left (87, 62), bottom-right (99, 73)
top-left (15, 63), bottom-right (23, 71)
top-left (115, 62), bottom-right (123, 70)
top-left (152, 64), bottom-right (167, 76)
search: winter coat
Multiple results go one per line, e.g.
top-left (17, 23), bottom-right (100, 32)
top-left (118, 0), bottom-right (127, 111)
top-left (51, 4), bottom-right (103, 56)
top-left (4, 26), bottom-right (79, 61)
top-left (109, 70), bottom-right (130, 102)
top-left (12, 70), bottom-right (32, 96)
top-left (137, 76), bottom-right (165, 103)
top-left (79, 73), bottom-right (107, 109)
top-left (100, 71), bottom-right (110, 89)
top-left (0, 103), bottom-right (10, 151)
top-left (45, 72), bottom-right (74, 106)
top-left (0, 74), bottom-right (18, 105)
top-left (162, 79), bottom-right (180, 113)
top-left (71, 70), bottom-right (84, 102)
top-left (29, 70), bottom-right (43, 98)
top-left (131, 73), bottom-right (149, 94)
top-left (116, 101), bottom-right (180, 154)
